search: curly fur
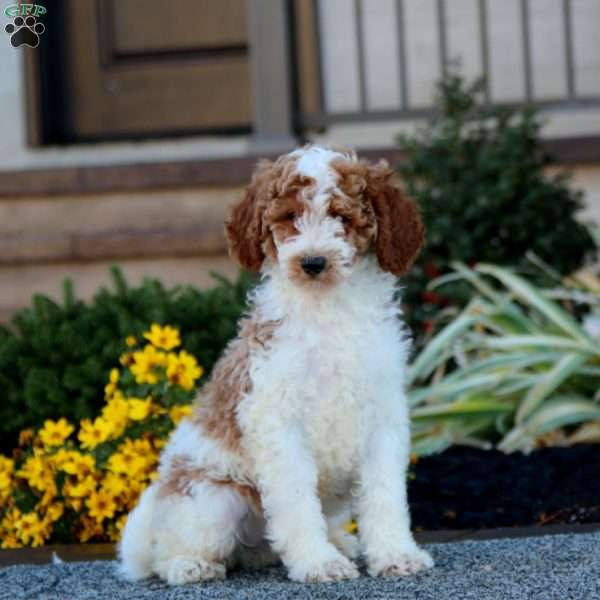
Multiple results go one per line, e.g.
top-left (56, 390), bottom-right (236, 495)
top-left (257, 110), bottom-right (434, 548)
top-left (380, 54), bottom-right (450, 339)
top-left (118, 144), bottom-right (432, 585)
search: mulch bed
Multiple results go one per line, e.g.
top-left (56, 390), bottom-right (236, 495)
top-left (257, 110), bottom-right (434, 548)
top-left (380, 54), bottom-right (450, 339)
top-left (409, 444), bottom-right (600, 530)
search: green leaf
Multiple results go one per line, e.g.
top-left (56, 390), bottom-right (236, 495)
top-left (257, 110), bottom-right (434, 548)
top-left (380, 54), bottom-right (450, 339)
top-left (500, 396), bottom-right (600, 452)
top-left (407, 313), bottom-right (479, 386)
top-left (478, 335), bottom-right (599, 355)
top-left (476, 263), bottom-right (593, 343)
top-left (515, 352), bottom-right (590, 423)
top-left (412, 397), bottom-right (513, 420)
top-left (408, 373), bottom-right (507, 406)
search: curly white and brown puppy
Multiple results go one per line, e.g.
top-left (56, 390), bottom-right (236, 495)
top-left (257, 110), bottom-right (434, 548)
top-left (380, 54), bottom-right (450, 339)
top-left (118, 145), bottom-right (433, 585)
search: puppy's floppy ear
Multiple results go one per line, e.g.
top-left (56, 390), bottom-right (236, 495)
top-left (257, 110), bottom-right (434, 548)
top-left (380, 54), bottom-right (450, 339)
top-left (225, 160), bottom-right (272, 272)
top-left (365, 160), bottom-right (425, 276)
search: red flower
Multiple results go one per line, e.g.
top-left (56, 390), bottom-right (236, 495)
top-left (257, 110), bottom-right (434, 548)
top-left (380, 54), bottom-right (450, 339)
top-left (424, 261), bottom-right (440, 278)
top-left (421, 291), bottom-right (443, 305)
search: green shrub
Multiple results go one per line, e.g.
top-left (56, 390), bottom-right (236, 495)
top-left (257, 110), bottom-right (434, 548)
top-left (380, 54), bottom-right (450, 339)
top-left (0, 268), bottom-right (255, 453)
top-left (398, 74), bottom-right (597, 341)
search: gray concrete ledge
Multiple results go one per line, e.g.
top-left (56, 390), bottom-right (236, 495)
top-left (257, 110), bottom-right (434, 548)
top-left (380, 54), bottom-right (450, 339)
top-left (1, 532), bottom-right (599, 600)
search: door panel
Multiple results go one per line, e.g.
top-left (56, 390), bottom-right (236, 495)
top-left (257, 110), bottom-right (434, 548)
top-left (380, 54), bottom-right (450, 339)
top-left (112, 0), bottom-right (247, 55)
top-left (63, 0), bottom-right (251, 139)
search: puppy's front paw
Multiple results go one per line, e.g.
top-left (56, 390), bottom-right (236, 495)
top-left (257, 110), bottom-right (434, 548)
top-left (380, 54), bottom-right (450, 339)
top-left (369, 547), bottom-right (433, 578)
top-left (288, 552), bottom-right (359, 583)
top-left (163, 556), bottom-right (226, 585)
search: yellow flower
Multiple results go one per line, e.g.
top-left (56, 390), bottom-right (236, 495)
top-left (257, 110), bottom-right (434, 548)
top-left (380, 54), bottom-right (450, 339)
top-left (38, 418), bottom-right (74, 447)
top-left (120, 352), bottom-right (134, 367)
top-left (344, 521), bottom-right (358, 534)
top-left (78, 417), bottom-right (114, 449)
top-left (130, 345), bottom-right (167, 384)
top-left (143, 324), bottom-right (181, 351)
top-left (109, 514), bottom-right (128, 542)
top-left (65, 475), bottom-right (97, 498)
top-left (126, 335), bottom-right (137, 347)
top-left (18, 429), bottom-right (34, 447)
top-left (107, 452), bottom-right (147, 476)
top-left (44, 502), bottom-right (64, 524)
top-left (101, 472), bottom-right (128, 497)
top-left (48, 448), bottom-right (74, 467)
top-left (2, 507), bottom-right (20, 527)
top-left (0, 456), bottom-right (14, 475)
top-left (127, 397), bottom-right (153, 421)
top-left (0, 456), bottom-right (14, 499)
top-left (153, 438), bottom-right (167, 450)
top-left (104, 368), bottom-right (121, 399)
top-left (78, 515), bottom-right (103, 543)
top-left (1, 534), bottom-right (20, 549)
top-left (16, 455), bottom-right (46, 489)
top-left (66, 497), bottom-right (82, 512)
top-left (169, 404), bottom-right (192, 425)
top-left (102, 397), bottom-right (130, 436)
top-left (60, 452), bottom-right (96, 479)
top-left (0, 508), bottom-right (21, 548)
top-left (86, 490), bottom-right (117, 522)
top-left (166, 351), bottom-right (203, 391)
top-left (0, 471), bottom-right (11, 492)
top-left (122, 478), bottom-right (149, 509)
top-left (16, 512), bottom-right (50, 547)
top-left (36, 476), bottom-right (58, 505)
top-left (119, 437), bottom-right (153, 456)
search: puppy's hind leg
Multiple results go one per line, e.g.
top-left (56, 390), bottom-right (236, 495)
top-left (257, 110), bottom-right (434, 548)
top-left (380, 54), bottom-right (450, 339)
top-left (152, 480), bottom-right (251, 585)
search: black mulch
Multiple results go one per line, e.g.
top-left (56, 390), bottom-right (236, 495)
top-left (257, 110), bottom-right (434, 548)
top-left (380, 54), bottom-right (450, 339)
top-left (409, 444), bottom-right (600, 530)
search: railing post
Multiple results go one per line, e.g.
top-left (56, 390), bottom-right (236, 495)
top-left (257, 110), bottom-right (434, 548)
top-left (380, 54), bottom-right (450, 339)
top-left (247, 0), bottom-right (298, 152)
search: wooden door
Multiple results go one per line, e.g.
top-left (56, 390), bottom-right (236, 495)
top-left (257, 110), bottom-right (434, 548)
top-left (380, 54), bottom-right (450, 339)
top-left (62, 0), bottom-right (252, 140)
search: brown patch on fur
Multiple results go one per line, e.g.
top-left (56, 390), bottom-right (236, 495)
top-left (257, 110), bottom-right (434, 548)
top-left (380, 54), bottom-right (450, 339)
top-left (332, 157), bottom-right (424, 275)
top-left (263, 191), bottom-right (308, 260)
top-left (366, 160), bottom-right (424, 276)
top-left (158, 454), bottom-right (262, 511)
top-left (157, 454), bottom-right (206, 498)
top-left (193, 317), bottom-right (279, 453)
top-left (225, 159), bottom-right (274, 272)
top-left (330, 160), bottom-right (377, 256)
top-left (225, 154), bottom-right (316, 270)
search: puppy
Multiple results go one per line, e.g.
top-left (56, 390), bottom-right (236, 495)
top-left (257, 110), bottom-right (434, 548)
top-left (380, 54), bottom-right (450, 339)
top-left (118, 145), bottom-right (433, 584)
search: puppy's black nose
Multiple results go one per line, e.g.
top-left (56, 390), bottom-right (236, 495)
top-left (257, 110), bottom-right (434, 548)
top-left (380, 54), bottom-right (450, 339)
top-left (301, 256), bottom-right (327, 276)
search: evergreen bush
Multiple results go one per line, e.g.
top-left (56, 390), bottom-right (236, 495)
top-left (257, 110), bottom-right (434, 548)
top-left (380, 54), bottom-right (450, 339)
top-left (398, 74), bottom-right (597, 340)
top-left (0, 268), bottom-right (254, 453)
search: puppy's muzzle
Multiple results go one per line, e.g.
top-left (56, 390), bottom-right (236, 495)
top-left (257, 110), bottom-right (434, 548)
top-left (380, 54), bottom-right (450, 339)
top-left (301, 256), bottom-right (327, 277)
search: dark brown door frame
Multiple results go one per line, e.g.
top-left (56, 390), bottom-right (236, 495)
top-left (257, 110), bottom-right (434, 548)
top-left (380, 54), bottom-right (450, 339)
top-left (23, 0), bottom-right (322, 148)
top-left (23, 0), bottom-right (71, 145)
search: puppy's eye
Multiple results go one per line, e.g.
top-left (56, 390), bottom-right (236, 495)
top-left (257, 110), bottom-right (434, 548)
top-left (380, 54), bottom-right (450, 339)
top-left (340, 215), bottom-right (352, 225)
top-left (275, 211), bottom-right (296, 223)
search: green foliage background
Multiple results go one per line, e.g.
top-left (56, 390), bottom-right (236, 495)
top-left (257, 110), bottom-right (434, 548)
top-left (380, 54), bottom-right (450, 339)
top-left (399, 75), bottom-right (597, 340)
top-left (1, 74), bottom-right (597, 456)
top-left (0, 268), bottom-right (254, 453)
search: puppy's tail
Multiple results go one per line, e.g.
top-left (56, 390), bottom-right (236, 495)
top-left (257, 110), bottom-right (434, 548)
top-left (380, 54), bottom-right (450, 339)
top-left (117, 484), bottom-right (157, 581)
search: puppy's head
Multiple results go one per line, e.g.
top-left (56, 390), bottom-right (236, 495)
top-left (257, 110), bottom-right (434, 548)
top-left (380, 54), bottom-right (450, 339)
top-left (226, 145), bottom-right (424, 286)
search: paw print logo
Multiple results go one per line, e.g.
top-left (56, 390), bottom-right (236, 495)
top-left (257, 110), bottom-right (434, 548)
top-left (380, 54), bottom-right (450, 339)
top-left (5, 15), bottom-right (45, 48)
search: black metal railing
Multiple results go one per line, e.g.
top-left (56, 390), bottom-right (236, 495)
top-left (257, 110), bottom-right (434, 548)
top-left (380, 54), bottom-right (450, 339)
top-left (298, 0), bottom-right (600, 129)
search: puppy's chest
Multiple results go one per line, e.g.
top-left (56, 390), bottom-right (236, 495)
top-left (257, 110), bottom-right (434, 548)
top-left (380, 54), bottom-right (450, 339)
top-left (277, 315), bottom-right (387, 469)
